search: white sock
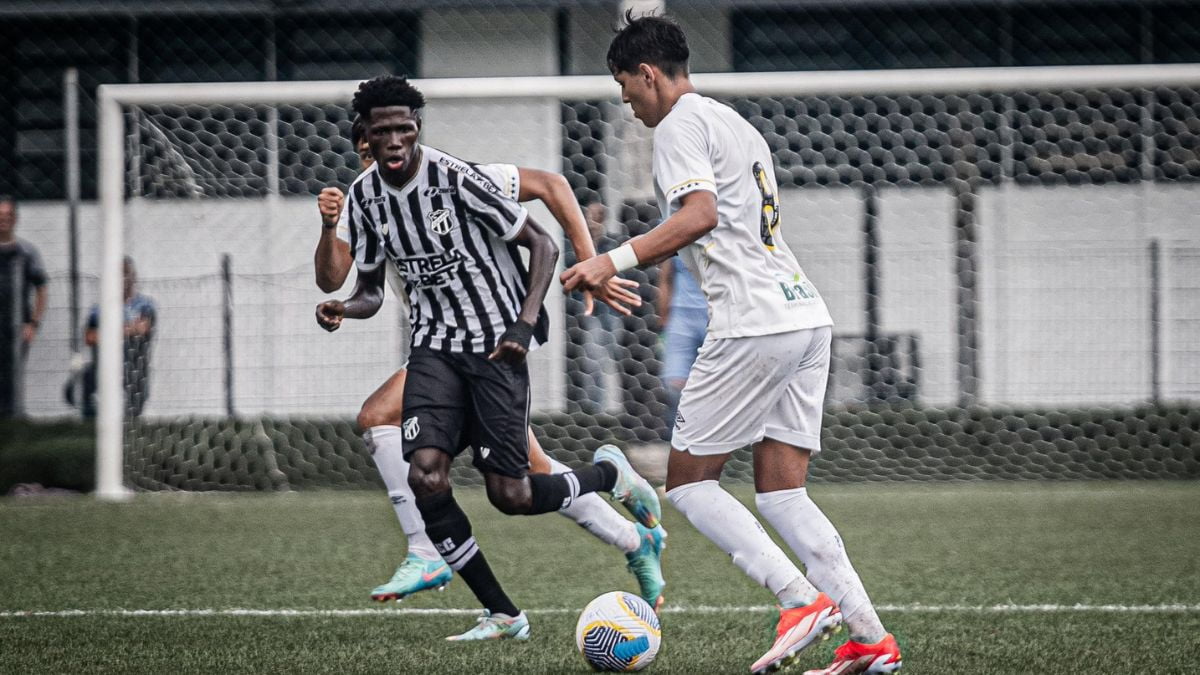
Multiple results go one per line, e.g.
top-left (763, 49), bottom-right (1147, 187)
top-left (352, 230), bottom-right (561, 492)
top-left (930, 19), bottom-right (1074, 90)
top-left (547, 457), bottom-right (640, 553)
top-left (365, 426), bottom-right (439, 561)
top-left (756, 487), bottom-right (887, 643)
top-left (667, 480), bottom-right (817, 605)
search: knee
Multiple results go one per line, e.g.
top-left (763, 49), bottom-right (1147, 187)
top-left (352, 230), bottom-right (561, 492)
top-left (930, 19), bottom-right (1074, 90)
top-left (407, 453), bottom-right (450, 498)
top-left (356, 402), bottom-right (391, 432)
top-left (487, 480), bottom-right (533, 515)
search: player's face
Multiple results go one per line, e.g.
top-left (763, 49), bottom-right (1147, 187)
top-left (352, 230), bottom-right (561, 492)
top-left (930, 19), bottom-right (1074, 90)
top-left (614, 66), bottom-right (663, 127)
top-left (357, 138), bottom-right (374, 171)
top-left (0, 201), bottom-right (15, 238)
top-left (368, 106), bottom-right (420, 186)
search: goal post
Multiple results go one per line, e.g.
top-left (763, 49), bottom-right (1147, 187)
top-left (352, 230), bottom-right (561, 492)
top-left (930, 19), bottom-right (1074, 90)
top-left (95, 64), bottom-right (1200, 499)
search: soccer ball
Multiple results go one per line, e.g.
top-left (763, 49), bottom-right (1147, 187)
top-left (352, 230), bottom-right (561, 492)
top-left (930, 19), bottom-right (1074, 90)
top-left (575, 591), bottom-right (662, 672)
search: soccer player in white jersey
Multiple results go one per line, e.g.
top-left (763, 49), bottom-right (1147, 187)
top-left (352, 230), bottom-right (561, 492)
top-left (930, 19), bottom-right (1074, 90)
top-left (314, 116), bottom-right (667, 612)
top-left (561, 15), bottom-right (902, 675)
top-left (316, 75), bottom-right (665, 641)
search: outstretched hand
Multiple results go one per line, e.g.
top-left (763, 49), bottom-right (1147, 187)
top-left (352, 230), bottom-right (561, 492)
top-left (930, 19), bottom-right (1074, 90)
top-left (589, 277), bottom-right (642, 316)
top-left (316, 299), bottom-right (345, 332)
top-left (561, 255), bottom-right (617, 295)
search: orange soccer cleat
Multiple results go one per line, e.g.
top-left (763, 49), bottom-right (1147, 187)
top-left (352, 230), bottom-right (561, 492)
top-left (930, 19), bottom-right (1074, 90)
top-left (802, 633), bottom-right (902, 675)
top-left (750, 593), bottom-right (843, 674)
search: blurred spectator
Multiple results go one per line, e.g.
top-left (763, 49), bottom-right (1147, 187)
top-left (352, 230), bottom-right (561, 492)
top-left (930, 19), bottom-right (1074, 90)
top-left (0, 195), bottom-right (48, 418)
top-left (656, 256), bottom-right (707, 442)
top-left (77, 257), bottom-right (156, 418)
top-left (576, 200), bottom-right (622, 414)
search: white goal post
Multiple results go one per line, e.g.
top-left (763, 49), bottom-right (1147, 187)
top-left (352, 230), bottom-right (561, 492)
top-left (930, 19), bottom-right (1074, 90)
top-left (95, 63), bottom-right (1200, 500)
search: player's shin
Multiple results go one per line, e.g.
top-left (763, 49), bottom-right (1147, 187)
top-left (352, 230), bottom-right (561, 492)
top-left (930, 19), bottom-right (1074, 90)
top-left (524, 462), bottom-right (617, 515)
top-left (415, 491), bottom-right (519, 617)
top-left (756, 487), bottom-right (887, 643)
top-left (365, 426), bottom-right (438, 560)
top-left (546, 457), bottom-right (639, 552)
top-left (667, 480), bottom-right (818, 605)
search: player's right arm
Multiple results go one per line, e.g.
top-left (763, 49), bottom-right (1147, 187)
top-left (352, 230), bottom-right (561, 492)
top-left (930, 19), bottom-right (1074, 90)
top-left (314, 186), bottom-right (354, 292)
top-left (315, 264), bottom-right (385, 332)
top-left (514, 167), bottom-right (640, 316)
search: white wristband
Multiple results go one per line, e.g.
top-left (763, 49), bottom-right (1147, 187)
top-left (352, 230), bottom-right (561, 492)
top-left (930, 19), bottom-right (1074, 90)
top-left (607, 244), bottom-right (640, 272)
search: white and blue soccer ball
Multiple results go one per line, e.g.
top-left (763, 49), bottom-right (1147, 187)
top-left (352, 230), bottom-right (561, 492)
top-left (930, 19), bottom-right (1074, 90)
top-left (575, 591), bottom-right (662, 672)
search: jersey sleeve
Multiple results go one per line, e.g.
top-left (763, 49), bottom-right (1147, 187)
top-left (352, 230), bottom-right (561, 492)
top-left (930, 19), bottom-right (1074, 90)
top-left (457, 166), bottom-right (529, 242)
top-left (653, 114), bottom-right (717, 208)
top-left (23, 242), bottom-right (48, 287)
top-left (473, 163), bottom-right (521, 200)
top-left (346, 182), bottom-right (384, 272)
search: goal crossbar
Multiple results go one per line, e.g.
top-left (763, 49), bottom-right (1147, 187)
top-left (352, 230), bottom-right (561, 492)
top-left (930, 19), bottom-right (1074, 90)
top-left (95, 63), bottom-right (1200, 500)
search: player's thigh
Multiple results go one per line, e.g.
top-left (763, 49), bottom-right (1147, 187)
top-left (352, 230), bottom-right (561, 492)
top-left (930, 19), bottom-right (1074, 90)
top-left (460, 354), bottom-right (531, 480)
top-left (527, 428), bottom-right (552, 475)
top-left (357, 369), bottom-right (408, 429)
top-left (400, 348), bottom-right (467, 463)
top-left (760, 326), bottom-right (832, 456)
top-left (671, 333), bottom-right (801, 455)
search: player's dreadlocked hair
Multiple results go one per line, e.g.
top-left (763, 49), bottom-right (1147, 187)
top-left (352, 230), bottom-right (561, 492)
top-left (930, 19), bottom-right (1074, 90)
top-left (607, 11), bottom-right (690, 78)
top-left (352, 75), bottom-right (426, 119)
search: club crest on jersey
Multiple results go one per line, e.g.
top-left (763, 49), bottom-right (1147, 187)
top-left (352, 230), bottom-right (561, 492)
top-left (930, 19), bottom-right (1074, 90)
top-left (479, 446), bottom-right (491, 459)
top-left (429, 208), bottom-right (454, 235)
top-left (403, 416), bottom-right (420, 441)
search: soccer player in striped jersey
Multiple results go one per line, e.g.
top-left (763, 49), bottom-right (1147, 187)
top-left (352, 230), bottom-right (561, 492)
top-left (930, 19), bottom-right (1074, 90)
top-left (562, 15), bottom-right (902, 675)
top-left (316, 75), bottom-right (664, 641)
top-left (315, 117), bottom-right (667, 612)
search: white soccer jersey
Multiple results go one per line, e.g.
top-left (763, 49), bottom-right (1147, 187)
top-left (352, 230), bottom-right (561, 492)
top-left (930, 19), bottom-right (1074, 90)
top-left (344, 147), bottom-right (546, 354)
top-left (653, 93), bottom-right (833, 338)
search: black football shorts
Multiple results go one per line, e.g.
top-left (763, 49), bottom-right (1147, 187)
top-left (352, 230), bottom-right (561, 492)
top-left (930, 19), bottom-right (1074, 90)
top-left (400, 346), bottom-right (531, 479)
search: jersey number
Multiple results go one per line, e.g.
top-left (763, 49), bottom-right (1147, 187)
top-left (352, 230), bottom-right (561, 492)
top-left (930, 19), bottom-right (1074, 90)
top-left (753, 162), bottom-right (780, 250)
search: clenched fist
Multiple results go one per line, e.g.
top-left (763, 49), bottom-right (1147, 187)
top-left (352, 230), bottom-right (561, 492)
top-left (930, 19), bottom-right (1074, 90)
top-left (316, 299), bottom-right (345, 332)
top-left (318, 187), bottom-right (345, 228)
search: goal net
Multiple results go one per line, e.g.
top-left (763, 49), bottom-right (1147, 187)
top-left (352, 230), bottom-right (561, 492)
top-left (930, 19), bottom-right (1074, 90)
top-left (96, 67), bottom-right (1200, 497)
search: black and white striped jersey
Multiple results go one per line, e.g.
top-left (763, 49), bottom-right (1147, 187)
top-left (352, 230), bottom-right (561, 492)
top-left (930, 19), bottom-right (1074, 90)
top-left (345, 145), bottom-right (549, 354)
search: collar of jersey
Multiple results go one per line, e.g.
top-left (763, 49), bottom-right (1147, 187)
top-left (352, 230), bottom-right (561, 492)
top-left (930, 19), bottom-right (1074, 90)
top-left (377, 145), bottom-right (426, 195)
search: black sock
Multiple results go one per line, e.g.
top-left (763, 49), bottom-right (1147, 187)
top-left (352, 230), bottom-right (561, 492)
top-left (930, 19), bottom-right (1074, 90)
top-left (415, 491), bottom-right (519, 617)
top-left (526, 462), bottom-right (618, 515)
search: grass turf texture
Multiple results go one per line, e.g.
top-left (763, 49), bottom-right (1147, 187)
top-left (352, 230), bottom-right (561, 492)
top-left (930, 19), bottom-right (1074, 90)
top-left (2, 483), bottom-right (1197, 673)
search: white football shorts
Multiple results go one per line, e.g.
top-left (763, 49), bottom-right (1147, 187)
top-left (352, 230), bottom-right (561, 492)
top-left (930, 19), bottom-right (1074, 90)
top-left (670, 326), bottom-right (831, 456)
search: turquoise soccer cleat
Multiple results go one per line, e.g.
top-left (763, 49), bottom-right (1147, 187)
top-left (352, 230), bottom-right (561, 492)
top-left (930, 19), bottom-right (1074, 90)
top-left (625, 523), bottom-right (667, 612)
top-left (370, 553), bottom-right (452, 602)
top-left (594, 444), bottom-right (662, 529)
top-left (445, 610), bottom-right (531, 641)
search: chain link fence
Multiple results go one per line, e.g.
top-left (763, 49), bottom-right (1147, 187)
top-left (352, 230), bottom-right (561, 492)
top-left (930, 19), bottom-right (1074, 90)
top-left (4, 0), bottom-right (1199, 489)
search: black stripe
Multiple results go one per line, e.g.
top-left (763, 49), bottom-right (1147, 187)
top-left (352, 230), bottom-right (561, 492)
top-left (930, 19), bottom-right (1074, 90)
top-left (446, 167), bottom-right (513, 349)
top-left (351, 179), bottom-right (380, 268)
top-left (389, 192), bottom-right (445, 350)
top-left (461, 180), bottom-right (519, 237)
top-left (346, 183), bottom-right (359, 259)
top-left (406, 188), bottom-right (467, 352)
top-left (429, 164), bottom-right (496, 351)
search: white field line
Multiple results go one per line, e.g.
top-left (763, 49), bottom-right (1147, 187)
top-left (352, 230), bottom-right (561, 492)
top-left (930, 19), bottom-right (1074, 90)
top-left (2, 604), bottom-right (1198, 618)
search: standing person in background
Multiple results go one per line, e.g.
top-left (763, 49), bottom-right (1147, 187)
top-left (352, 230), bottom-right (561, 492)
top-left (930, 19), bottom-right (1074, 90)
top-left (82, 257), bottom-right (155, 419)
top-left (655, 255), bottom-right (707, 442)
top-left (0, 195), bottom-right (48, 418)
top-left (562, 14), bottom-right (901, 675)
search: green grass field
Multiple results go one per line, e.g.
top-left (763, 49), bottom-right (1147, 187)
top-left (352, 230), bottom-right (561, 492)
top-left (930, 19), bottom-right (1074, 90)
top-left (2, 483), bottom-right (1198, 673)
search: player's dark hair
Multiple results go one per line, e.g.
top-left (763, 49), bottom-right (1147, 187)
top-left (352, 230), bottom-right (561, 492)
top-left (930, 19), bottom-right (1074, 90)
top-left (0, 194), bottom-right (16, 208)
top-left (351, 75), bottom-right (426, 120)
top-left (606, 11), bottom-right (689, 78)
top-left (350, 115), bottom-right (367, 147)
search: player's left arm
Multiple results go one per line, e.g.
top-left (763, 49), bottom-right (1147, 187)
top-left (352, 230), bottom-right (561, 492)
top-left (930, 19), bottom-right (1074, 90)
top-left (316, 264), bottom-right (385, 332)
top-left (488, 217), bottom-right (559, 364)
top-left (560, 191), bottom-right (716, 293)
top-left (514, 168), bottom-right (640, 316)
